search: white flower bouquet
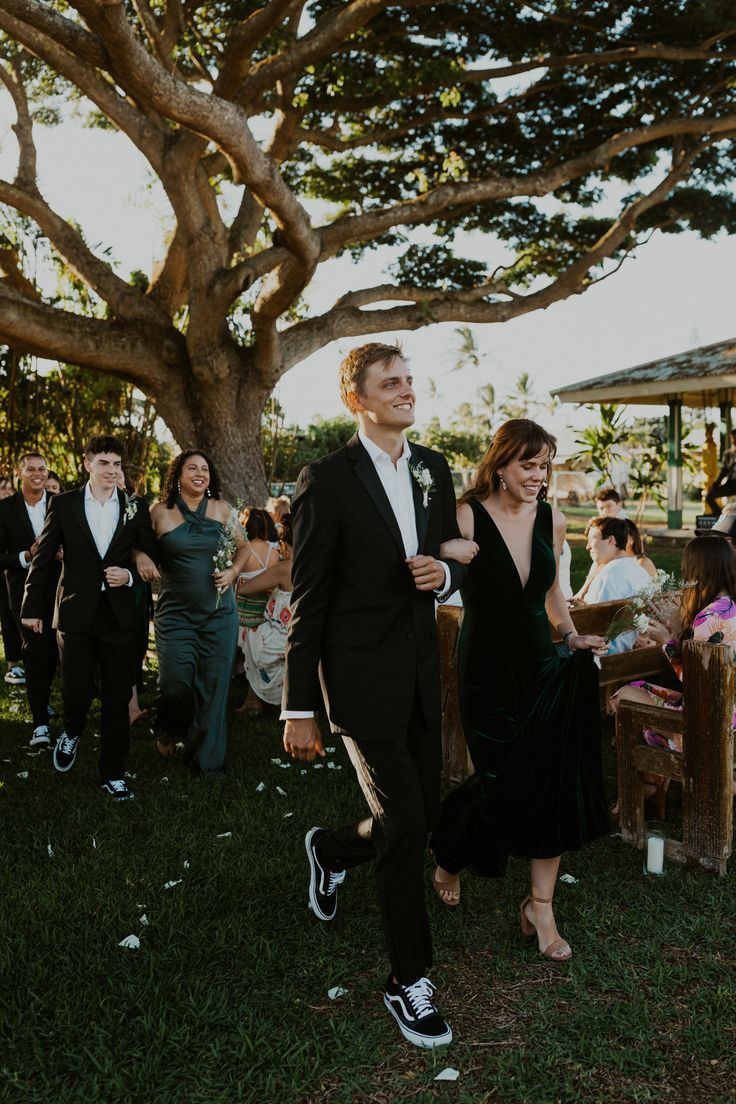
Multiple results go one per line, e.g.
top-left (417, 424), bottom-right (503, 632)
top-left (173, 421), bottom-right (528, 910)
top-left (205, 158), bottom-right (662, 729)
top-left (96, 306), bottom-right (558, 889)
top-left (604, 569), bottom-right (690, 643)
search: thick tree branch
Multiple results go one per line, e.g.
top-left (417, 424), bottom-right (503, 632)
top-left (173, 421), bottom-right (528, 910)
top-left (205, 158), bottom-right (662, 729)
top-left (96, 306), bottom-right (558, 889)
top-left (216, 0), bottom-right (302, 97)
top-left (0, 57), bottom-right (37, 188)
top-left (0, 247), bottom-right (41, 301)
top-left (317, 113), bottom-right (736, 257)
top-left (72, 0), bottom-right (320, 268)
top-left (0, 0), bottom-right (107, 66)
top-left (0, 285), bottom-right (181, 389)
top-left (0, 180), bottom-right (168, 325)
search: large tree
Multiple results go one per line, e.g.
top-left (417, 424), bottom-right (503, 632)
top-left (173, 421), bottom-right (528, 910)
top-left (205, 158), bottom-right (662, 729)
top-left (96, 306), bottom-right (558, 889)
top-left (0, 2), bottom-right (735, 498)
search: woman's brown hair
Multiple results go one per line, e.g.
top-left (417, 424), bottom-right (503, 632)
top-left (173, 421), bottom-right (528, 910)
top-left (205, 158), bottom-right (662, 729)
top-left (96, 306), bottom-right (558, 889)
top-left (460, 419), bottom-right (557, 505)
top-left (678, 537), bottom-right (736, 645)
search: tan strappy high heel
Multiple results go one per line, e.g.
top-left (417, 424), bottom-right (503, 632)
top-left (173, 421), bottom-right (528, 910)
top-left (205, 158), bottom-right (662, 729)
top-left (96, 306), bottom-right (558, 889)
top-left (519, 894), bottom-right (572, 961)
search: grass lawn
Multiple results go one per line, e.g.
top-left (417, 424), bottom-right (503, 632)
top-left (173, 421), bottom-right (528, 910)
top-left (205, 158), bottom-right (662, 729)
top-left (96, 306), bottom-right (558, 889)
top-left (2, 651), bottom-right (734, 1103)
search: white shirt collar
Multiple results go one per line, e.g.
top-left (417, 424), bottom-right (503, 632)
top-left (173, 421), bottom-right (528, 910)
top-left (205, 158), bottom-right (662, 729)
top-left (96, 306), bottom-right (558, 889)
top-left (23, 491), bottom-right (47, 510)
top-left (84, 481), bottom-right (118, 505)
top-left (358, 430), bottom-right (411, 465)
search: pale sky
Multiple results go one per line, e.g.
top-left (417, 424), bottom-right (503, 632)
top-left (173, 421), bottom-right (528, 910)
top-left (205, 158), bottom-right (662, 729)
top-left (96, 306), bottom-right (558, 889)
top-left (1, 113), bottom-right (735, 458)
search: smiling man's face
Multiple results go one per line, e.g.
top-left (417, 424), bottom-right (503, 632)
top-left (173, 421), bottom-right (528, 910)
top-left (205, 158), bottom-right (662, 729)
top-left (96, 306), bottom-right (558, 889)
top-left (350, 355), bottom-right (416, 431)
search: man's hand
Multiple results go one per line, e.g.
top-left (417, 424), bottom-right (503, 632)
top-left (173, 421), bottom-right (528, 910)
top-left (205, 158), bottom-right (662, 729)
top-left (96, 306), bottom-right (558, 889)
top-left (104, 566), bottom-right (131, 588)
top-left (132, 550), bottom-right (160, 582)
top-left (21, 618), bottom-right (43, 634)
top-left (406, 555), bottom-right (445, 591)
top-left (23, 540), bottom-right (39, 565)
top-left (283, 717), bottom-right (325, 762)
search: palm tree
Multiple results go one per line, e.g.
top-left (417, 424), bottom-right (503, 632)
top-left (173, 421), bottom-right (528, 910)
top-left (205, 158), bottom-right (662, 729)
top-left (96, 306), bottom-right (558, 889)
top-left (570, 404), bottom-right (628, 488)
top-left (500, 372), bottom-right (539, 420)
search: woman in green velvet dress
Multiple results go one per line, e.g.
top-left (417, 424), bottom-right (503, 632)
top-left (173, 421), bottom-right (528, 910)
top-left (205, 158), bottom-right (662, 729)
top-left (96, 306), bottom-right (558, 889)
top-left (430, 420), bottom-right (610, 961)
top-left (151, 452), bottom-right (250, 774)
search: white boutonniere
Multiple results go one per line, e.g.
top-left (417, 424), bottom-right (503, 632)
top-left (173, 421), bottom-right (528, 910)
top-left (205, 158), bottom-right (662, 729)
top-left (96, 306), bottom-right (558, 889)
top-left (123, 493), bottom-right (138, 525)
top-left (409, 459), bottom-right (436, 508)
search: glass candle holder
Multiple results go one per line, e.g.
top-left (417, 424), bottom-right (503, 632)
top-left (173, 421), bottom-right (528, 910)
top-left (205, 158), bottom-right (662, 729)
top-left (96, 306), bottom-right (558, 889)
top-left (644, 821), bottom-right (666, 876)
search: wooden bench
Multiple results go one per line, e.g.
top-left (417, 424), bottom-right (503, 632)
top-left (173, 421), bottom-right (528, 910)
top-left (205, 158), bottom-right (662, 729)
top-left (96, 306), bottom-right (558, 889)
top-left (616, 640), bottom-right (734, 875)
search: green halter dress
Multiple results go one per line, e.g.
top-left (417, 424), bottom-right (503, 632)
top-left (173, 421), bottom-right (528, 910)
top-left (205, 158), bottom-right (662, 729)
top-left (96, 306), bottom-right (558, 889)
top-left (154, 496), bottom-right (238, 773)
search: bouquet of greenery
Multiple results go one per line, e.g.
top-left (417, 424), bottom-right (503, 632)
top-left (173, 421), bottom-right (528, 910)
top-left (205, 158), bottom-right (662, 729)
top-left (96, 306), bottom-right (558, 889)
top-left (212, 505), bottom-right (245, 609)
top-left (604, 569), bottom-right (689, 643)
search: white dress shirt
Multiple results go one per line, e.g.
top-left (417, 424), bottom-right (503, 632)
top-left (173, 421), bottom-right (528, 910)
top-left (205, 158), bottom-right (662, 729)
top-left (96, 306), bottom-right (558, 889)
top-left (585, 555), bottom-right (650, 654)
top-left (282, 432), bottom-right (451, 719)
top-left (18, 492), bottom-right (48, 567)
top-left (84, 483), bottom-right (132, 588)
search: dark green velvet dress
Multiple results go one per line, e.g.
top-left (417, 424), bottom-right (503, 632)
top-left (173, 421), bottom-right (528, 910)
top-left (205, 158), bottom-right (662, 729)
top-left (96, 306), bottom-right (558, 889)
top-left (431, 499), bottom-right (609, 876)
top-left (154, 496), bottom-right (238, 774)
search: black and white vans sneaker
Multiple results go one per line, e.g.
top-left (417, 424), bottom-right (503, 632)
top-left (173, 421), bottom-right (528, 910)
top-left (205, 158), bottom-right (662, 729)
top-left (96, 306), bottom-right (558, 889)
top-left (30, 725), bottom-right (51, 747)
top-left (53, 732), bottom-right (80, 772)
top-left (100, 779), bottom-right (135, 802)
top-left (305, 826), bottom-right (346, 921)
top-left (383, 976), bottom-right (453, 1048)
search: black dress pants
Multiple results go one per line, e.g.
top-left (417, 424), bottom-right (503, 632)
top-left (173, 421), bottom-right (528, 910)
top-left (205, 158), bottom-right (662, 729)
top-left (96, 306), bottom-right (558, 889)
top-left (57, 594), bottom-right (135, 781)
top-left (319, 691), bottom-right (442, 985)
top-left (0, 576), bottom-right (21, 663)
top-left (16, 607), bottom-right (58, 727)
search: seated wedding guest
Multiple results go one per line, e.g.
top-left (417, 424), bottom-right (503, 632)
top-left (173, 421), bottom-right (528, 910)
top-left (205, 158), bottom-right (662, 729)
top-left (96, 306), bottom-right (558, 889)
top-left (595, 487), bottom-right (627, 519)
top-left (240, 515), bottom-right (293, 712)
top-left (609, 536), bottom-right (736, 817)
top-left (45, 472), bottom-right (63, 495)
top-left (151, 451), bottom-right (250, 773)
top-left (583, 516), bottom-right (650, 653)
top-left (0, 473), bottom-right (24, 686)
top-left (624, 519), bottom-right (657, 578)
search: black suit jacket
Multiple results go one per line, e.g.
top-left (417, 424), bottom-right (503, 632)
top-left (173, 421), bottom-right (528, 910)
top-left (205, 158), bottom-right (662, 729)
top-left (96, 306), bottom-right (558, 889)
top-left (21, 487), bottom-right (158, 632)
top-left (0, 491), bottom-right (59, 612)
top-left (283, 435), bottom-right (466, 741)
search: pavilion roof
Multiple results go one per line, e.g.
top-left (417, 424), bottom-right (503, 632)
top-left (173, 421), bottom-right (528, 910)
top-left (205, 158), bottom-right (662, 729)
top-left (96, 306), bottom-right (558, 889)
top-left (552, 336), bottom-right (736, 406)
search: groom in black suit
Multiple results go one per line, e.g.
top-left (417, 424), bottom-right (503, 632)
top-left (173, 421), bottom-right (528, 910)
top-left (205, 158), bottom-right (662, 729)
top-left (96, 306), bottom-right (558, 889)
top-left (22, 436), bottom-right (159, 801)
top-left (282, 343), bottom-right (467, 1048)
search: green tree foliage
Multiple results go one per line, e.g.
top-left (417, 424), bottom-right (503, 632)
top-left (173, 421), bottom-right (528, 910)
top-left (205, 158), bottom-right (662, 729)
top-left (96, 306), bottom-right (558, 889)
top-left (262, 412), bottom-right (356, 491)
top-left (570, 403), bottom-right (628, 487)
top-left (1, 4), bottom-right (736, 497)
top-left (0, 351), bottom-right (170, 493)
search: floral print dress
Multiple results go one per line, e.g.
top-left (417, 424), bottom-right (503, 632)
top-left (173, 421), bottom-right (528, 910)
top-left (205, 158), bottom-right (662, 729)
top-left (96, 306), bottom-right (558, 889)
top-left (627, 595), bottom-right (736, 751)
top-left (242, 587), bottom-right (292, 705)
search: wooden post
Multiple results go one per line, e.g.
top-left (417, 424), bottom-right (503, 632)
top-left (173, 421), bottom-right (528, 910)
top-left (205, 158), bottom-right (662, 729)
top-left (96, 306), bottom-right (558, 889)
top-left (719, 401), bottom-right (731, 458)
top-left (667, 399), bottom-right (683, 529)
top-left (681, 640), bottom-right (734, 875)
top-left (437, 605), bottom-right (472, 784)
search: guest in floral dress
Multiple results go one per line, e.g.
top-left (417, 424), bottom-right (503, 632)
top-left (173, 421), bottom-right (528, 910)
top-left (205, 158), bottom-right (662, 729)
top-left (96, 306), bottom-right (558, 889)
top-left (240, 516), bottom-right (293, 708)
top-left (609, 536), bottom-right (736, 814)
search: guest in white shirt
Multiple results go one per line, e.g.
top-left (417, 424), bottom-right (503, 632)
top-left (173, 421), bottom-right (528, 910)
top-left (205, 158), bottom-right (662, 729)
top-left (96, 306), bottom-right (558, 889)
top-left (584, 516), bottom-right (651, 653)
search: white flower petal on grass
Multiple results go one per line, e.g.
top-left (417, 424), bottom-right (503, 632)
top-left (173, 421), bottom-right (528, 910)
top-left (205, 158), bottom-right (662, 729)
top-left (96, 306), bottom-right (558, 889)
top-left (327, 986), bottom-right (348, 1000)
top-left (256, 782), bottom-right (266, 792)
top-left (270, 758), bottom-right (282, 764)
top-left (160, 776), bottom-right (170, 783)
top-left (140, 914), bottom-right (149, 926)
top-left (276, 785), bottom-right (287, 796)
top-left (325, 747), bottom-right (336, 753)
top-left (47, 843), bottom-right (54, 857)
top-left (300, 770), bottom-right (308, 776)
top-left (124, 772), bottom-right (137, 780)
top-left (278, 763), bottom-right (291, 769)
top-left (283, 812), bottom-right (293, 818)
top-left (9, 704), bottom-right (19, 713)
top-left (163, 879), bottom-right (183, 890)
top-left (92, 838), bottom-right (97, 849)
top-left (118, 934), bottom-right (140, 950)
top-left (327, 761), bottom-right (337, 769)
top-left (313, 763), bottom-right (323, 770)
top-left (559, 874), bottom-right (578, 884)
top-left (216, 832), bottom-right (232, 838)
top-left (183, 860), bottom-right (190, 869)
top-left (434, 1068), bottom-right (459, 1082)
top-left (16, 771), bottom-right (28, 779)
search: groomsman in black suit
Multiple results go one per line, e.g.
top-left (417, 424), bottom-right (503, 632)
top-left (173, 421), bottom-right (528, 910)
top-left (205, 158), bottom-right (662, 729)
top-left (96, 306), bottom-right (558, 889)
top-left (22, 436), bottom-right (159, 801)
top-left (282, 343), bottom-right (468, 1048)
top-left (0, 453), bottom-right (60, 746)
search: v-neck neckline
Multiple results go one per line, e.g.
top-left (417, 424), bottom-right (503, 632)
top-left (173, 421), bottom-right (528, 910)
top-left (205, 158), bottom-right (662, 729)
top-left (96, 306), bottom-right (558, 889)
top-left (478, 500), bottom-right (540, 591)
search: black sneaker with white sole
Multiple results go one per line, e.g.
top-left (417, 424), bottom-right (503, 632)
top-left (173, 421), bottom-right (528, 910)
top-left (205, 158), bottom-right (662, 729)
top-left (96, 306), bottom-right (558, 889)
top-left (383, 976), bottom-right (453, 1048)
top-left (53, 732), bottom-right (80, 772)
top-left (100, 779), bottom-right (135, 801)
top-left (30, 725), bottom-right (51, 747)
top-left (305, 826), bottom-right (346, 921)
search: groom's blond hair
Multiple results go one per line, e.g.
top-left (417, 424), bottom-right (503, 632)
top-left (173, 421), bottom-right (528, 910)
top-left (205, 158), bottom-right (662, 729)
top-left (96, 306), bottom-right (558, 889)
top-left (339, 342), bottom-right (405, 411)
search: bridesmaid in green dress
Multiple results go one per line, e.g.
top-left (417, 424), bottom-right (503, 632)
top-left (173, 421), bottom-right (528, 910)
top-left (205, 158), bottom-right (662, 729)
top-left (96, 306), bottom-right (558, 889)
top-left (431, 420), bottom-right (610, 961)
top-left (151, 451), bottom-right (250, 774)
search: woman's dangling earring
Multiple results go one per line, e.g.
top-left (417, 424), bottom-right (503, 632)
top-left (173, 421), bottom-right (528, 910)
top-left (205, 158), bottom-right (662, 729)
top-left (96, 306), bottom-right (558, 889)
top-left (177, 480), bottom-right (181, 495)
top-left (499, 474), bottom-right (507, 491)
top-left (205, 487), bottom-right (211, 498)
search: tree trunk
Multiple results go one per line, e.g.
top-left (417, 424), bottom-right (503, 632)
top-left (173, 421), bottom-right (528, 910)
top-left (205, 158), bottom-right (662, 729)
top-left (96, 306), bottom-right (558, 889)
top-left (155, 359), bottom-right (271, 504)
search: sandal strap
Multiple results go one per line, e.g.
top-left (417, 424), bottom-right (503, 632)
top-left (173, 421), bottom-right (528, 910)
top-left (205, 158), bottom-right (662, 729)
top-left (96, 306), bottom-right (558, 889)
top-left (530, 893), bottom-right (553, 903)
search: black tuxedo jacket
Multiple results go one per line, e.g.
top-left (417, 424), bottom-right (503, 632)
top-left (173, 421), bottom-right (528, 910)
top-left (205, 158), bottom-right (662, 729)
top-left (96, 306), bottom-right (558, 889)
top-left (0, 491), bottom-right (59, 612)
top-left (21, 487), bottom-right (158, 632)
top-left (283, 435), bottom-right (466, 742)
